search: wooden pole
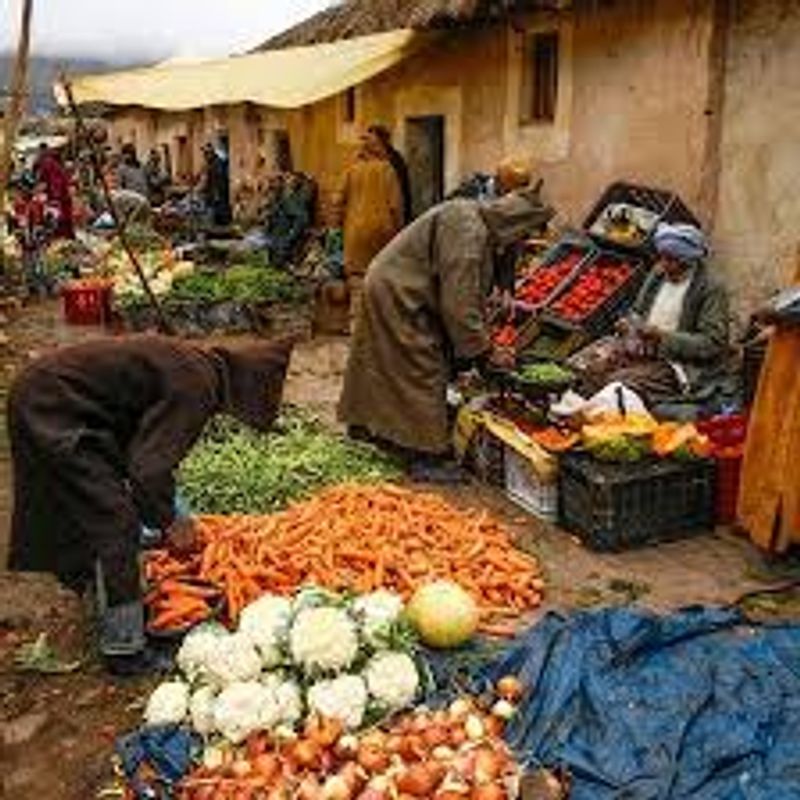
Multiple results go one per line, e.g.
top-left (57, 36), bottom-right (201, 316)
top-left (0, 0), bottom-right (35, 275)
top-left (61, 78), bottom-right (174, 335)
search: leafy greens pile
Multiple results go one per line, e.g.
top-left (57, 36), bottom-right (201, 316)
top-left (179, 412), bottom-right (401, 514)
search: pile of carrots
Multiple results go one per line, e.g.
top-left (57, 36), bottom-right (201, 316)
top-left (144, 552), bottom-right (221, 633)
top-left (180, 484), bottom-right (543, 634)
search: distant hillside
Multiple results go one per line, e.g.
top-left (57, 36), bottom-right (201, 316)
top-left (0, 55), bottom-right (139, 114)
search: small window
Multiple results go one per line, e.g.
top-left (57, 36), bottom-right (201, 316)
top-left (521, 31), bottom-right (560, 124)
top-left (342, 87), bottom-right (357, 124)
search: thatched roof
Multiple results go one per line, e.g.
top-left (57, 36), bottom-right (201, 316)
top-left (260, 0), bottom-right (560, 50)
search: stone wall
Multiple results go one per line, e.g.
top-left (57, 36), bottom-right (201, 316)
top-left (713, 0), bottom-right (800, 318)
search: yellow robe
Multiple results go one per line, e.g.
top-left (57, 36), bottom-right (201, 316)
top-left (738, 261), bottom-right (800, 552)
top-left (341, 155), bottom-right (403, 277)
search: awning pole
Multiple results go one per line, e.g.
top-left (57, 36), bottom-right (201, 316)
top-left (61, 77), bottom-right (174, 335)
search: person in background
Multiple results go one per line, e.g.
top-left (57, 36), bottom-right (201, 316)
top-left (34, 144), bottom-right (75, 239)
top-left (144, 148), bottom-right (171, 207)
top-left (571, 223), bottom-right (730, 408)
top-left (369, 124), bottom-right (412, 225)
top-left (7, 336), bottom-right (293, 674)
top-left (339, 187), bottom-right (553, 482)
top-left (738, 249), bottom-right (800, 554)
top-left (202, 140), bottom-right (232, 227)
top-left (8, 176), bottom-right (51, 297)
top-left (339, 128), bottom-right (404, 329)
top-left (117, 144), bottom-right (150, 198)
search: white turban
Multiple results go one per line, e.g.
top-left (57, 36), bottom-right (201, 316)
top-left (653, 223), bottom-right (709, 264)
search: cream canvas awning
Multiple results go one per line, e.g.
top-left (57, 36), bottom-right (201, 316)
top-left (56, 29), bottom-right (426, 111)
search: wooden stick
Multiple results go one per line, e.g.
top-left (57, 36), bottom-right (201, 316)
top-left (59, 77), bottom-right (174, 335)
top-left (0, 0), bottom-right (34, 276)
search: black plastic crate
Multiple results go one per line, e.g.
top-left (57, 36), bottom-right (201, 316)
top-left (559, 453), bottom-right (715, 551)
top-left (541, 250), bottom-right (647, 339)
top-left (583, 182), bottom-right (701, 256)
top-left (584, 181), bottom-right (701, 232)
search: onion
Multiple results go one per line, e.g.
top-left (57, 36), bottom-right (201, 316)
top-left (449, 699), bottom-right (473, 719)
top-left (307, 715), bottom-right (344, 748)
top-left (423, 725), bottom-right (449, 749)
top-left (407, 581), bottom-right (479, 649)
top-left (386, 734), bottom-right (404, 755)
top-left (398, 734), bottom-right (425, 762)
top-left (496, 677), bottom-right (523, 703)
top-left (253, 754), bottom-right (280, 783)
top-left (293, 739), bottom-right (322, 769)
top-left (397, 763), bottom-right (446, 796)
top-left (323, 775), bottom-right (355, 800)
top-left (337, 735), bottom-right (360, 758)
top-left (449, 725), bottom-right (467, 747)
top-left (470, 785), bottom-right (507, 800)
top-left (464, 715), bottom-right (485, 742)
top-left (491, 701), bottom-right (516, 721)
top-left (298, 775), bottom-right (323, 800)
top-left (357, 743), bottom-right (390, 774)
top-left (473, 748), bottom-right (503, 784)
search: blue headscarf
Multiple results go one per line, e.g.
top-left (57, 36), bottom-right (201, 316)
top-left (653, 222), bottom-right (709, 264)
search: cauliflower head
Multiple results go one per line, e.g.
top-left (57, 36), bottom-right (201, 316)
top-left (189, 686), bottom-right (218, 736)
top-left (176, 624), bottom-right (228, 683)
top-left (239, 595), bottom-right (291, 667)
top-left (307, 675), bottom-right (368, 730)
top-left (352, 590), bottom-right (405, 646)
top-left (213, 681), bottom-right (281, 744)
top-left (145, 681), bottom-right (190, 726)
top-left (290, 607), bottom-right (359, 673)
top-left (204, 632), bottom-right (263, 688)
top-left (364, 652), bottom-right (419, 710)
top-left (274, 680), bottom-right (303, 726)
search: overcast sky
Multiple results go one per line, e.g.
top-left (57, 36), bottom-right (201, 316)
top-left (0, 0), bottom-right (335, 60)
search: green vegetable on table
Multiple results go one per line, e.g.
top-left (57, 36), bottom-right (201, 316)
top-left (178, 411), bottom-right (401, 514)
top-left (586, 434), bottom-right (649, 464)
top-left (516, 362), bottom-right (574, 386)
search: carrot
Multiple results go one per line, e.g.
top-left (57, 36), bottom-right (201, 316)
top-left (145, 484), bottom-right (544, 626)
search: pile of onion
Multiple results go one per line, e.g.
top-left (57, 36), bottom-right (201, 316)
top-left (178, 677), bottom-right (526, 800)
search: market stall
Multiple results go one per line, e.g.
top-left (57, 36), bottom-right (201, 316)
top-left (460, 182), bottom-right (748, 551)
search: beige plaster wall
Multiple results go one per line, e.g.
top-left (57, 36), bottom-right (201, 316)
top-left (713, 0), bottom-right (800, 317)
top-left (538, 0), bottom-right (718, 226)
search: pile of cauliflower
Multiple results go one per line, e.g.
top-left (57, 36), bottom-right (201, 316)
top-left (144, 588), bottom-right (420, 744)
top-left (112, 248), bottom-right (194, 301)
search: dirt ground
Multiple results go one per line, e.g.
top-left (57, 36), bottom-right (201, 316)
top-left (0, 301), bottom-right (796, 800)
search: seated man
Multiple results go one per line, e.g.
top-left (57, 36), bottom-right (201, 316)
top-left (571, 223), bottom-right (730, 408)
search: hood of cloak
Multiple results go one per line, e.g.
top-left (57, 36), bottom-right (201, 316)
top-left (210, 337), bottom-right (294, 432)
top-left (479, 185), bottom-right (554, 251)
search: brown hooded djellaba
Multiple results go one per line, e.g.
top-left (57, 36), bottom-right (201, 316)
top-left (339, 190), bottom-right (552, 454)
top-left (738, 257), bottom-right (800, 553)
top-left (7, 336), bottom-right (292, 605)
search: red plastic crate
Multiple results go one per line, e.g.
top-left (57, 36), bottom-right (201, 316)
top-left (62, 280), bottom-right (113, 326)
top-left (697, 415), bottom-right (748, 525)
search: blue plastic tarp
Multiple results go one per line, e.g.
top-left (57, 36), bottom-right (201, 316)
top-left (482, 607), bottom-right (800, 799)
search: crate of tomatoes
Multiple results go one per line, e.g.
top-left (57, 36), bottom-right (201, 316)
top-left (543, 250), bottom-right (646, 337)
top-left (514, 241), bottom-right (592, 312)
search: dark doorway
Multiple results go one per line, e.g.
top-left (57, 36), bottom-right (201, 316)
top-left (405, 115), bottom-right (445, 218)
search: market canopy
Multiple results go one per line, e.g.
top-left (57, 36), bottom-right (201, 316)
top-left (55, 29), bottom-right (427, 111)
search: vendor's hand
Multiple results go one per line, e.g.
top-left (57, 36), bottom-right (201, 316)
top-left (165, 517), bottom-right (198, 555)
top-left (614, 317), bottom-right (632, 336)
top-left (639, 324), bottom-right (664, 342)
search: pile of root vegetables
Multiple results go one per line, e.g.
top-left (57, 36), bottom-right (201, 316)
top-left (179, 683), bottom-right (525, 800)
top-left (145, 485), bottom-right (544, 635)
